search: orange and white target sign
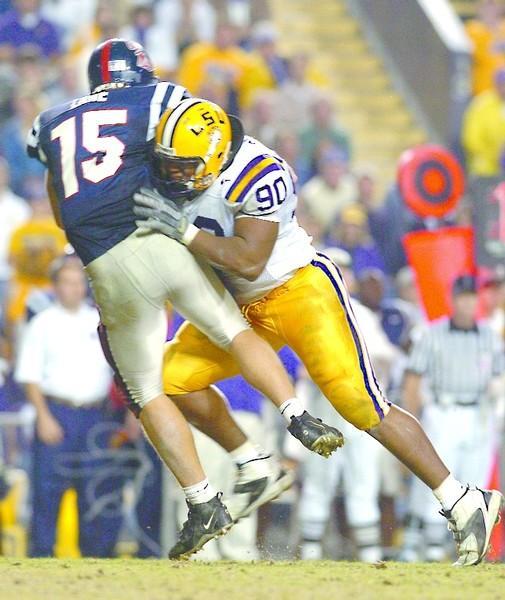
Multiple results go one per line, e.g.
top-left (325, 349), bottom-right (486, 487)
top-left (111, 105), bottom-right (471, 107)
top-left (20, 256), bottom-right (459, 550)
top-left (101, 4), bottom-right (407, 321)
top-left (398, 144), bottom-right (465, 219)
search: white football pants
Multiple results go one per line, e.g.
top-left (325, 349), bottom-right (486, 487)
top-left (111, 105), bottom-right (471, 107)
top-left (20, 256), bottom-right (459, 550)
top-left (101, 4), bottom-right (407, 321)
top-left (86, 229), bottom-right (248, 411)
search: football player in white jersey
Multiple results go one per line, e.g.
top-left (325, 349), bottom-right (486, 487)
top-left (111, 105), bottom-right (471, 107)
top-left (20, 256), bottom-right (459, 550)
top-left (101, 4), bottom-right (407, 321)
top-left (134, 98), bottom-right (504, 566)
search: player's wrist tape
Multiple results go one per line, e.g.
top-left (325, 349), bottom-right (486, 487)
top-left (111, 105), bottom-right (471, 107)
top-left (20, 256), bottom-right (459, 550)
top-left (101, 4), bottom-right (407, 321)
top-left (182, 223), bottom-right (200, 246)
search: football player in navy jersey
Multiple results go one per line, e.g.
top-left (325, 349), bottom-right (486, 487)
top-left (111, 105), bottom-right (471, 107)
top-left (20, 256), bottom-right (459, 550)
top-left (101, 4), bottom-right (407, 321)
top-left (26, 39), bottom-right (343, 559)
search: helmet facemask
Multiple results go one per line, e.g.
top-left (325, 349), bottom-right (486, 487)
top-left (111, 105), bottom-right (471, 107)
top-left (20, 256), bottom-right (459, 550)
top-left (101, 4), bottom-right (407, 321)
top-left (152, 144), bottom-right (216, 201)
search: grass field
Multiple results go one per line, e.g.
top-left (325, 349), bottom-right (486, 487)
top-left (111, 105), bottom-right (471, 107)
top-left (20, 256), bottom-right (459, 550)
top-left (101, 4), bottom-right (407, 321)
top-left (1, 559), bottom-right (504, 600)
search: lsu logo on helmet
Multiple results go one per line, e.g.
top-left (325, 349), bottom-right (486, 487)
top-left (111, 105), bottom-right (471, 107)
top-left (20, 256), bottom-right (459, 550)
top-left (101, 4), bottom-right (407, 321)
top-left (152, 98), bottom-right (234, 199)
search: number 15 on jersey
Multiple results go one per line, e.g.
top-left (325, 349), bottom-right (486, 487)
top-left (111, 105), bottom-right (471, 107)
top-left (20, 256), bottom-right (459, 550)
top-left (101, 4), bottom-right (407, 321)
top-left (51, 109), bottom-right (127, 198)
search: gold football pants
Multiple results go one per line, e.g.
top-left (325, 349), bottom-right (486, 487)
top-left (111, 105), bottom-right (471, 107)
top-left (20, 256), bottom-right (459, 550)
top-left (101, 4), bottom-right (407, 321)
top-left (163, 253), bottom-right (390, 430)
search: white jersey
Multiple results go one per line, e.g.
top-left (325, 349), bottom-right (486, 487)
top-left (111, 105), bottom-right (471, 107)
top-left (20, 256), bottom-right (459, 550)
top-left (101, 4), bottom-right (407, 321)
top-left (183, 136), bottom-right (316, 303)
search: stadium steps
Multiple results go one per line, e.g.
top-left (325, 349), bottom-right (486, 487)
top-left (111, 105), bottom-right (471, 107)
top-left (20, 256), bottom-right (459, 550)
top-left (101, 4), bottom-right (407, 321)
top-left (269, 0), bottom-right (427, 192)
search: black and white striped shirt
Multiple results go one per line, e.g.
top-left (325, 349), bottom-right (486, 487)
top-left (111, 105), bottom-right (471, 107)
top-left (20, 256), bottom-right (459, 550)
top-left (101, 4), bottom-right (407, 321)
top-left (407, 318), bottom-right (505, 404)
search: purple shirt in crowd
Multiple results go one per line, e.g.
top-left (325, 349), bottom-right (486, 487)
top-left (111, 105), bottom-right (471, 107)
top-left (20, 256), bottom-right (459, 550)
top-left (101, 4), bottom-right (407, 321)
top-left (0, 9), bottom-right (61, 57)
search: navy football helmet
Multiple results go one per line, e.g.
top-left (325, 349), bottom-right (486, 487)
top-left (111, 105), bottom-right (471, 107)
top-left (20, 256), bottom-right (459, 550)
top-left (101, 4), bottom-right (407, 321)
top-left (88, 38), bottom-right (158, 93)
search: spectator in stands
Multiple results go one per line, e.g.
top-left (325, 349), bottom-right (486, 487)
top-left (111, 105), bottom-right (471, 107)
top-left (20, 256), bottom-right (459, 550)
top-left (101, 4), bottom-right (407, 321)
top-left (0, 57), bottom-right (16, 126)
top-left (178, 20), bottom-right (269, 114)
top-left (299, 95), bottom-right (351, 173)
top-left (0, 0), bottom-right (62, 61)
top-left (68, 0), bottom-right (120, 92)
top-left (381, 268), bottom-right (424, 405)
top-left (14, 48), bottom-right (46, 98)
top-left (327, 205), bottom-right (385, 278)
top-left (243, 89), bottom-right (279, 148)
top-left (355, 164), bottom-right (380, 210)
top-left (120, 4), bottom-right (177, 79)
top-left (154, 0), bottom-right (216, 56)
top-left (462, 66), bottom-right (505, 176)
top-left (41, 0), bottom-right (97, 49)
top-left (367, 184), bottom-right (424, 276)
top-left (300, 149), bottom-right (357, 236)
top-left (465, 0), bottom-right (505, 95)
top-left (0, 88), bottom-right (46, 197)
top-left (275, 52), bottom-right (327, 129)
top-left (47, 60), bottom-right (85, 105)
top-left (393, 266), bottom-right (425, 329)
top-left (249, 20), bottom-right (288, 87)
top-left (0, 1), bottom-right (11, 16)
top-left (0, 158), bottom-right (30, 305)
top-left (5, 191), bottom-right (66, 344)
top-left (15, 256), bottom-right (120, 557)
top-left (274, 131), bottom-right (311, 187)
top-left (357, 268), bottom-right (386, 314)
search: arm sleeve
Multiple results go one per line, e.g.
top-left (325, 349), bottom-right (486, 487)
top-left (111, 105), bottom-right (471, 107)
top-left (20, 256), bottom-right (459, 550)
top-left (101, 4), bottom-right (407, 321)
top-left (236, 164), bottom-right (291, 223)
top-left (146, 82), bottom-right (190, 141)
top-left (26, 114), bottom-right (47, 164)
top-left (14, 316), bottom-right (45, 385)
top-left (406, 327), bottom-right (432, 375)
top-left (161, 83), bottom-right (190, 113)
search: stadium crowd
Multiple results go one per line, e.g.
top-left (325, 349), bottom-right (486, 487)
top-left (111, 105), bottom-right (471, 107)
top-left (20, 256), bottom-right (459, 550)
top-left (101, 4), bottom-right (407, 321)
top-left (0, 0), bottom-right (504, 563)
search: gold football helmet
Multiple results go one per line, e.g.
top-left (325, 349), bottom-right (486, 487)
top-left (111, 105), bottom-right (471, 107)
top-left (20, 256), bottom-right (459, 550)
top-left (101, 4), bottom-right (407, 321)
top-left (153, 98), bottom-right (242, 199)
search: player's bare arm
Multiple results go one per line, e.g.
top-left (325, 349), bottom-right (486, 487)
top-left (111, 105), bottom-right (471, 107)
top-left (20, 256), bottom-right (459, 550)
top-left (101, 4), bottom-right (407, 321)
top-left (189, 217), bottom-right (277, 281)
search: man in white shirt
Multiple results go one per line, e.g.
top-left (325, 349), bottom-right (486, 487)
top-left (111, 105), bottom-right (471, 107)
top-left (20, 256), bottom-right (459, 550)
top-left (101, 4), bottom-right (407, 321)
top-left (15, 255), bottom-right (118, 557)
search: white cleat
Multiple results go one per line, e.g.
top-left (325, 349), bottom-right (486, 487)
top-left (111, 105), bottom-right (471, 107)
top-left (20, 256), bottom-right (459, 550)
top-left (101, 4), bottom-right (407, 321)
top-left (226, 455), bottom-right (295, 522)
top-left (441, 486), bottom-right (504, 567)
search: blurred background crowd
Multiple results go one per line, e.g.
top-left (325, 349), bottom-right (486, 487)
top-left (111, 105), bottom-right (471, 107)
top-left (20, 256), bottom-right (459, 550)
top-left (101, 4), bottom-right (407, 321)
top-left (0, 0), bottom-right (504, 563)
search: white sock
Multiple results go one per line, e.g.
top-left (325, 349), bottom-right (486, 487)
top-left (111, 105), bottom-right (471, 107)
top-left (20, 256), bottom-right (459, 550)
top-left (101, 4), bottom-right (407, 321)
top-left (230, 440), bottom-right (268, 466)
top-left (279, 397), bottom-right (304, 423)
top-left (183, 478), bottom-right (216, 505)
top-left (433, 474), bottom-right (466, 511)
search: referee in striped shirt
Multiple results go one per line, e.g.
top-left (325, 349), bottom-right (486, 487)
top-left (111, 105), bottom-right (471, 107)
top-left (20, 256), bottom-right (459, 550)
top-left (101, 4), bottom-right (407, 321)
top-left (401, 274), bottom-right (505, 561)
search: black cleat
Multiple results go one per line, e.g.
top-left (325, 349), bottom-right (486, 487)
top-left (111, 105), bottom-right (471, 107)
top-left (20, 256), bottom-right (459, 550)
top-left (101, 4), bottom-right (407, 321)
top-left (168, 493), bottom-right (233, 560)
top-left (287, 410), bottom-right (344, 458)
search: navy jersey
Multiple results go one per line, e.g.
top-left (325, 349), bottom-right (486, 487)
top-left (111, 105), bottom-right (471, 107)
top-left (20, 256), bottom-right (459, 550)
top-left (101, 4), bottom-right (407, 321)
top-left (27, 82), bottom-right (187, 264)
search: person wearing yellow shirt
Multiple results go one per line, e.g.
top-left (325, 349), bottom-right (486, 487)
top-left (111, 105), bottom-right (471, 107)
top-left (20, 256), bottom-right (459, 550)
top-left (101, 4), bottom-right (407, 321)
top-left (6, 195), bottom-right (67, 339)
top-left (178, 22), bottom-right (271, 113)
top-left (461, 67), bottom-right (505, 176)
top-left (466, 0), bottom-right (505, 95)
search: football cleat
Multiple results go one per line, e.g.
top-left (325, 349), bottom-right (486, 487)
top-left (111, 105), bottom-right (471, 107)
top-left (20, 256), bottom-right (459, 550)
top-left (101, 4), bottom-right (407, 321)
top-left (441, 486), bottom-right (504, 566)
top-left (227, 456), bottom-right (295, 522)
top-left (168, 493), bottom-right (233, 560)
top-left (287, 411), bottom-right (344, 458)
